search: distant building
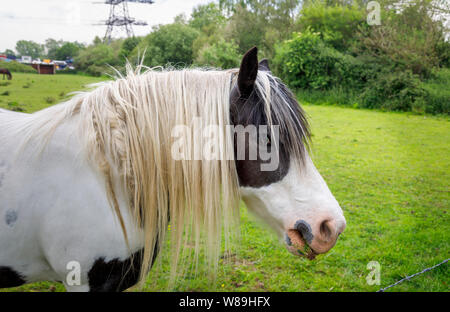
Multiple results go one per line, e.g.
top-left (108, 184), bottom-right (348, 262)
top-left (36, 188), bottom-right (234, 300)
top-left (20, 56), bottom-right (32, 64)
top-left (31, 63), bottom-right (56, 74)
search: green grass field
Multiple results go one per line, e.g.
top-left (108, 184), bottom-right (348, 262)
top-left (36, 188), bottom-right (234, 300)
top-left (1, 73), bottom-right (449, 292)
top-left (0, 72), bottom-right (104, 113)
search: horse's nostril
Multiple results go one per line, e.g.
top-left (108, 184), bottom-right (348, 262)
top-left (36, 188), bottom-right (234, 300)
top-left (294, 220), bottom-right (313, 244)
top-left (319, 220), bottom-right (334, 241)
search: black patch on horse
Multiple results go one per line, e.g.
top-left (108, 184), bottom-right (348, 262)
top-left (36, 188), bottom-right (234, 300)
top-left (88, 249), bottom-right (143, 292)
top-left (0, 267), bottom-right (26, 288)
top-left (230, 47), bottom-right (310, 188)
top-left (88, 238), bottom-right (160, 292)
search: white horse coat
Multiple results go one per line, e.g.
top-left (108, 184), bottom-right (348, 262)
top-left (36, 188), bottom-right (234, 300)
top-left (0, 108), bottom-right (142, 291)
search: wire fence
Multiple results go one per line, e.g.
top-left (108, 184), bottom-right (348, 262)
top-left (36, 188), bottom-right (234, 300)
top-left (377, 258), bottom-right (449, 292)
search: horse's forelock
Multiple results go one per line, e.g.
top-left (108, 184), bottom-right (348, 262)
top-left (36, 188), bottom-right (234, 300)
top-left (252, 70), bottom-right (311, 164)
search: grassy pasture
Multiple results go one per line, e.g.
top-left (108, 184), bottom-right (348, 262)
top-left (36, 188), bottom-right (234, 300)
top-left (1, 73), bottom-right (449, 292)
top-left (0, 73), bottom-right (104, 113)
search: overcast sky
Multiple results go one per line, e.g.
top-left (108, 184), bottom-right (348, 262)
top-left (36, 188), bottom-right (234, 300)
top-left (0, 0), bottom-right (212, 52)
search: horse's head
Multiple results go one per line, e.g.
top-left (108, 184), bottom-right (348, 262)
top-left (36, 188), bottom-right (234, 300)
top-left (230, 47), bottom-right (346, 259)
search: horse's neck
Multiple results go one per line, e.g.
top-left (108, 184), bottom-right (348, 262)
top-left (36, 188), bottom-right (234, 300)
top-left (0, 103), bottom-right (77, 159)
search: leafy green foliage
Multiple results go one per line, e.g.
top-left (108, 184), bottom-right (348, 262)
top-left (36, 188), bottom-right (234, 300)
top-left (356, 0), bottom-right (449, 79)
top-left (222, 1), bottom-right (300, 57)
top-left (118, 37), bottom-right (141, 63)
top-left (0, 60), bottom-right (37, 73)
top-left (2, 49), bottom-right (16, 57)
top-left (15, 40), bottom-right (44, 59)
top-left (295, 1), bottom-right (366, 51)
top-left (417, 68), bottom-right (450, 114)
top-left (190, 3), bottom-right (228, 60)
top-left (45, 39), bottom-right (83, 60)
top-left (361, 70), bottom-right (427, 112)
top-left (190, 3), bottom-right (226, 31)
top-left (196, 40), bottom-right (241, 69)
top-left (5, 0), bottom-right (447, 115)
top-left (131, 23), bottom-right (200, 67)
top-left (74, 43), bottom-right (117, 76)
top-left (53, 42), bottom-right (82, 60)
top-left (273, 0), bottom-right (450, 114)
top-left (45, 39), bottom-right (64, 60)
top-left (273, 29), bottom-right (365, 89)
top-left (224, 4), bottom-right (267, 54)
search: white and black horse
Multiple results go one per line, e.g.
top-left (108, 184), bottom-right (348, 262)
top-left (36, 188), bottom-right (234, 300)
top-left (0, 47), bottom-right (346, 291)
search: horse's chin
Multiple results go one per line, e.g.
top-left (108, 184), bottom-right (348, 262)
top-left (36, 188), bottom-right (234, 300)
top-left (285, 229), bottom-right (317, 260)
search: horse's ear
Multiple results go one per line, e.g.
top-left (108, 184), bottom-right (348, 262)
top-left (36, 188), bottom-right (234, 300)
top-left (238, 46), bottom-right (258, 97)
top-left (259, 59), bottom-right (270, 72)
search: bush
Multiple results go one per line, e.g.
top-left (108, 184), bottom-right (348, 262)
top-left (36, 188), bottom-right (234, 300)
top-left (436, 40), bottom-right (450, 68)
top-left (274, 2), bottom-right (450, 115)
top-left (295, 1), bottom-right (366, 51)
top-left (417, 68), bottom-right (450, 114)
top-left (195, 40), bottom-right (241, 69)
top-left (296, 87), bottom-right (360, 107)
top-left (360, 70), bottom-right (427, 112)
top-left (296, 66), bottom-right (450, 114)
top-left (273, 29), bottom-right (365, 90)
top-left (0, 60), bottom-right (37, 73)
top-left (74, 44), bottom-right (116, 77)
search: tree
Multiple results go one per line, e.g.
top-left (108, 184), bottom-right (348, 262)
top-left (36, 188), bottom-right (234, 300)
top-left (54, 42), bottom-right (83, 60)
top-left (357, 0), bottom-right (450, 77)
top-left (3, 49), bottom-right (16, 57)
top-left (45, 38), bottom-right (64, 59)
top-left (221, 1), bottom-right (302, 57)
top-left (15, 40), bottom-right (44, 58)
top-left (225, 4), bottom-right (265, 54)
top-left (130, 22), bottom-right (199, 67)
top-left (93, 36), bottom-right (103, 46)
top-left (295, 1), bottom-right (366, 51)
top-left (189, 3), bottom-right (228, 60)
top-left (119, 37), bottom-right (141, 62)
top-left (190, 3), bottom-right (226, 31)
